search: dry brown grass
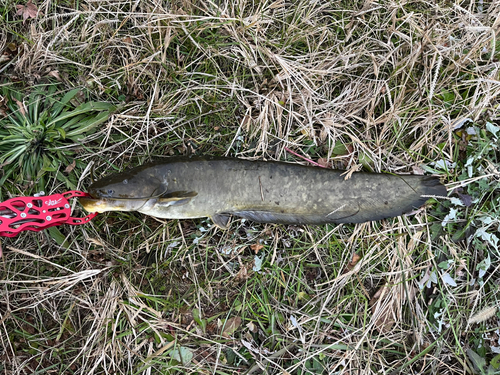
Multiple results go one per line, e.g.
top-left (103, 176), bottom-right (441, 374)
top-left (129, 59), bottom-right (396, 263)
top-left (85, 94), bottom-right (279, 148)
top-left (1, 0), bottom-right (499, 374)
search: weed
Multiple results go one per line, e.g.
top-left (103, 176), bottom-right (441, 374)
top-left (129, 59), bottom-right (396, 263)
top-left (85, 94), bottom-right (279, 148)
top-left (0, 84), bottom-right (115, 195)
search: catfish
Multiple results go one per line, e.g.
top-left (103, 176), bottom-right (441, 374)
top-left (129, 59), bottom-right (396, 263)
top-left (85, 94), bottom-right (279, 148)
top-left (80, 156), bottom-right (446, 228)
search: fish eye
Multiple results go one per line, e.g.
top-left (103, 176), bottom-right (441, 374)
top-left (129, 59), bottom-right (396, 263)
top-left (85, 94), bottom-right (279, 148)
top-left (107, 189), bottom-right (114, 195)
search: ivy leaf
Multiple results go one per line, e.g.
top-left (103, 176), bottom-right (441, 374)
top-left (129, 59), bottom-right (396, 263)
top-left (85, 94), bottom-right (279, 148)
top-left (486, 121), bottom-right (499, 137)
top-left (253, 255), bottom-right (263, 272)
top-left (441, 272), bottom-right (457, 287)
top-left (457, 192), bottom-right (473, 206)
top-left (477, 254), bottom-right (491, 279)
top-left (169, 347), bottom-right (193, 364)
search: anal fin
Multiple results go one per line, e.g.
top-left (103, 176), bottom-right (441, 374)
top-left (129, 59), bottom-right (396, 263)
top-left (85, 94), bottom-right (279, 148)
top-left (230, 209), bottom-right (360, 225)
top-left (211, 213), bottom-right (231, 229)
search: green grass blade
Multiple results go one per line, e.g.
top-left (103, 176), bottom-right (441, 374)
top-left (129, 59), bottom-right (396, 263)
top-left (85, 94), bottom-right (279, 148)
top-left (52, 113), bottom-right (88, 132)
top-left (51, 88), bottom-right (82, 118)
top-left (65, 110), bottom-right (112, 138)
top-left (47, 102), bottom-right (115, 128)
top-left (0, 144), bottom-right (27, 164)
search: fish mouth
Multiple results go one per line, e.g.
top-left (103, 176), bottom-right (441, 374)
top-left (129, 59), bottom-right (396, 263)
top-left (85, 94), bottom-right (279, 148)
top-left (79, 196), bottom-right (114, 213)
top-left (80, 185), bottom-right (167, 213)
top-left (79, 195), bottom-right (156, 213)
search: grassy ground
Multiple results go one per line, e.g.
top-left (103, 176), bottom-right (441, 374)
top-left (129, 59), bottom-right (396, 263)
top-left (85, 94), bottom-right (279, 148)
top-left (1, 0), bottom-right (499, 374)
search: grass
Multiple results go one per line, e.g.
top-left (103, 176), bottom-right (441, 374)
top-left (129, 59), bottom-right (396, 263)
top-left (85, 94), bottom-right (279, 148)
top-left (1, 0), bottom-right (499, 374)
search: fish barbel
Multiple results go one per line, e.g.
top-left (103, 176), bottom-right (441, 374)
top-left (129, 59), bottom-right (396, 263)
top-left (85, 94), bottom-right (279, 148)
top-left (79, 156), bottom-right (446, 228)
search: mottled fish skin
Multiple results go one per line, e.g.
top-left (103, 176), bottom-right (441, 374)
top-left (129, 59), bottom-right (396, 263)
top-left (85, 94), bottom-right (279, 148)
top-left (80, 156), bottom-right (447, 226)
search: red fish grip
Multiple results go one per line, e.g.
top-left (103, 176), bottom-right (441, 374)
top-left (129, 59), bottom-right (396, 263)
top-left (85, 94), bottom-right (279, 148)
top-left (0, 191), bottom-right (98, 237)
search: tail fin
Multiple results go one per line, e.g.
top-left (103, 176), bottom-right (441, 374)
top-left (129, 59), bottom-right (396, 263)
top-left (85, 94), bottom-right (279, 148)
top-left (419, 176), bottom-right (447, 198)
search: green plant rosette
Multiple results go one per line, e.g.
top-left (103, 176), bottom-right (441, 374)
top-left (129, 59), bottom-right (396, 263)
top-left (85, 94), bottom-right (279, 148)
top-left (0, 84), bottom-right (115, 196)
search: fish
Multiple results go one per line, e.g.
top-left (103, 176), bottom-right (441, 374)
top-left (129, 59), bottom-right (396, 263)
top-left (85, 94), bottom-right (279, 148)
top-left (79, 156), bottom-right (446, 228)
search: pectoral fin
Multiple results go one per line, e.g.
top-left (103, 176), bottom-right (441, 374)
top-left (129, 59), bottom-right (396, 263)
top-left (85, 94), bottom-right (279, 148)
top-left (211, 213), bottom-right (231, 229)
top-left (157, 191), bottom-right (197, 207)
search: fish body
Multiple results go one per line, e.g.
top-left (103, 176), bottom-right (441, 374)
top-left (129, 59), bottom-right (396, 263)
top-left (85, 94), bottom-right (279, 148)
top-left (80, 156), bottom-right (446, 227)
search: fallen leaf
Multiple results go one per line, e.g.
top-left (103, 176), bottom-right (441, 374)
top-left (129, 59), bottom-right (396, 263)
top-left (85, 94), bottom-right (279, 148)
top-left (343, 252), bottom-right (361, 273)
top-left (250, 243), bottom-right (263, 253)
top-left (369, 286), bottom-right (386, 307)
top-left (13, 98), bottom-right (26, 117)
top-left (369, 284), bottom-right (416, 334)
top-left (369, 285), bottom-right (395, 333)
top-left (246, 321), bottom-right (257, 333)
top-left (235, 263), bottom-right (248, 280)
top-left (412, 165), bottom-right (425, 175)
top-left (7, 42), bottom-right (17, 52)
top-left (64, 159), bottom-right (76, 173)
top-left (317, 157), bottom-right (332, 168)
top-left (47, 70), bottom-right (62, 81)
top-left (373, 305), bottom-right (395, 334)
top-left (16, 0), bottom-right (42, 23)
top-left (455, 259), bottom-right (467, 277)
top-left (222, 316), bottom-right (242, 337)
top-left (235, 260), bottom-right (253, 281)
top-left (241, 114), bottom-right (252, 131)
top-left (206, 320), bottom-right (218, 334)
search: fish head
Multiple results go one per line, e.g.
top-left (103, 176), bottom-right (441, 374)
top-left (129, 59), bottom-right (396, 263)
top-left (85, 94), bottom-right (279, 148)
top-left (80, 168), bottom-right (165, 213)
top-left (88, 170), bottom-right (165, 200)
